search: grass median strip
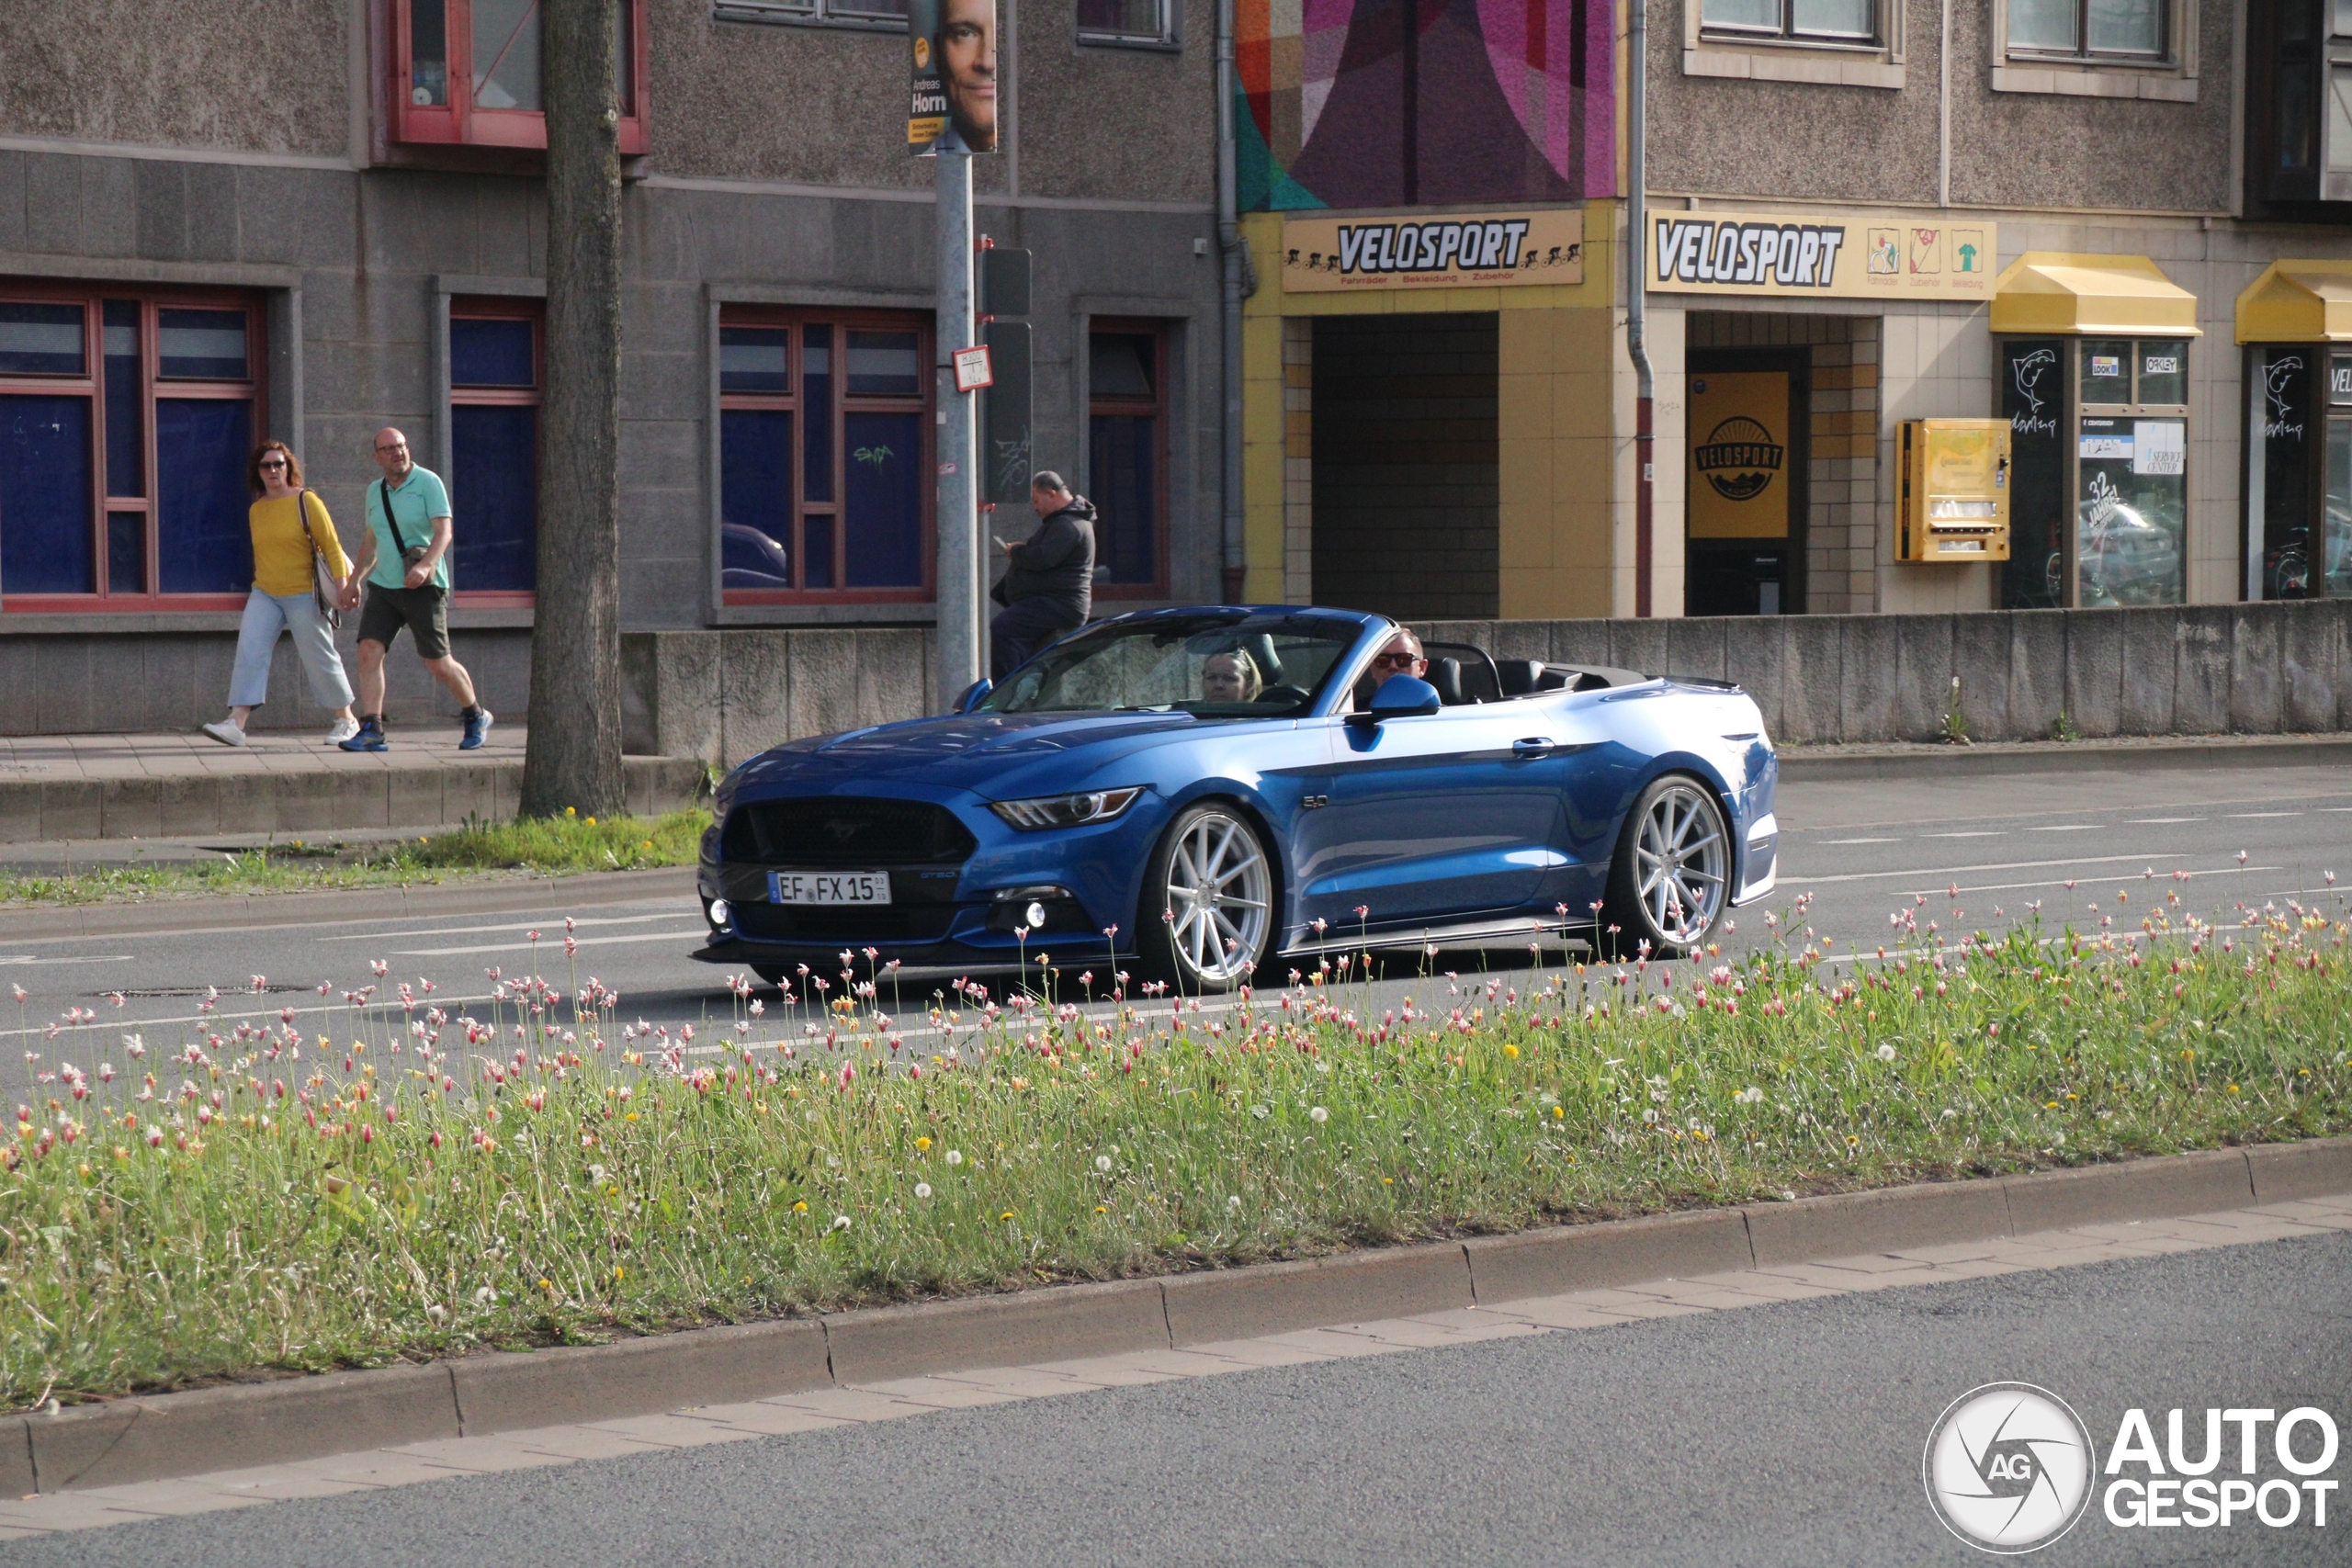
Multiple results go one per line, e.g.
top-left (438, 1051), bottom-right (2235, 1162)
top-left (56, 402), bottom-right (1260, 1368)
top-left (0, 808), bottom-right (709, 908)
top-left (2, 885), bottom-right (2348, 1408)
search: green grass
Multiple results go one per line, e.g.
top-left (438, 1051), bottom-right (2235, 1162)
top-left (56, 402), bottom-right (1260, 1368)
top-left (2, 886), bottom-right (2348, 1407)
top-left (0, 809), bottom-right (711, 907)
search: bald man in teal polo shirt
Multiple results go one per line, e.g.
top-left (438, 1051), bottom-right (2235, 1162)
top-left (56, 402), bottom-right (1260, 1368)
top-left (336, 426), bottom-right (492, 751)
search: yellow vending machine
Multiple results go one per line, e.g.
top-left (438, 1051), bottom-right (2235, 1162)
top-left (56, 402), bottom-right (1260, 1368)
top-left (1898, 419), bottom-right (2011, 562)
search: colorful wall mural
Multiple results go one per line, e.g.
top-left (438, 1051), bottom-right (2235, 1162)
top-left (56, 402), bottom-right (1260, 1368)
top-left (1238, 0), bottom-right (1615, 212)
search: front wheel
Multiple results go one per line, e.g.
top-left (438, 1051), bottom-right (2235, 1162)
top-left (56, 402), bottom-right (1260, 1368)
top-left (1598, 775), bottom-right (1730, 960)
top-left (1140, 803), bottom-right (1275, 993)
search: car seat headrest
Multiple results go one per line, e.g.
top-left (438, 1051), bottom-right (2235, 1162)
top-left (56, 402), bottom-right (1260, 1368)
top-left (1428, 657), bottom-right (1466, 706)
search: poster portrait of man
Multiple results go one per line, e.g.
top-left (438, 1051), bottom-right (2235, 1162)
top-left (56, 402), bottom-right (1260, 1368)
top-left (909, 0), bottom-right (998, 155)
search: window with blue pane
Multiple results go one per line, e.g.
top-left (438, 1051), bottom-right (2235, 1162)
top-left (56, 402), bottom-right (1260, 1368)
top-left (1088, 325), bottom-right (1168, 594)
top-left (0, 290), bottom-right (263, 604)
top-left (718, 310), bottom-right (930, 599)
top-left (448, 306), bottom-right (540, 593)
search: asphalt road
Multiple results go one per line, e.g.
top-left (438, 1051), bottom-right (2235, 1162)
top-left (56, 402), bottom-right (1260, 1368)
top-left (5, 1230), bottom-right (2343, 1566)
top-left (5, 760), bottom-right (2350, 1053)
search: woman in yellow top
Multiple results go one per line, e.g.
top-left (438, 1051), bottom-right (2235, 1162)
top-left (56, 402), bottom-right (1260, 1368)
top-left (200, 440), bottom-right (362, 747)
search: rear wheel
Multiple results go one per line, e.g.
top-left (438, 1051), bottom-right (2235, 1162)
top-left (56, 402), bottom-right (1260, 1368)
top-left (1599, 775), bottom-right (1730, 960)
top-left (1140, 803), bottom-right (1274, 993)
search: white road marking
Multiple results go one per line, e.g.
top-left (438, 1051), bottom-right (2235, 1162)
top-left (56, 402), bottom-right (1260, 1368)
top-left (2026, 824), bottom-right (2101, 832)
top-left (0, 953), bottom-right (136, 966)
top-left (2126, 818), bottom-right (2204, 824)
top-left (1922, 831), bottom-right (2004, 839)
top-left (1820, 838), bottom-right (1901, 845)
top-left (319, 911), bottom-right (690, 943)
top-left (391, 931), bottom-right (710, 958)
top-left (2224, 811), bottom-right (2302, 819)
top-left (1783, 852), bottom-right (2190, 887)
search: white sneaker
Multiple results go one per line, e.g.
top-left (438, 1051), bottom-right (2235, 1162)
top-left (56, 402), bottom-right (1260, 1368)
top-left (324, 716), bottom-right (361, 746)
top-left (201, 719), bottom-right (247, 748)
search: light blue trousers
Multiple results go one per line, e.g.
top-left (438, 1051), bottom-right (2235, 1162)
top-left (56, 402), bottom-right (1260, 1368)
top-left (227, 590), bottom-right (356, 711)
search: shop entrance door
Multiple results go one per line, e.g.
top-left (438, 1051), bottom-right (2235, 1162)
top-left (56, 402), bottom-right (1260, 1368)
top-left (1685, 350), bottom-right (1807, 615)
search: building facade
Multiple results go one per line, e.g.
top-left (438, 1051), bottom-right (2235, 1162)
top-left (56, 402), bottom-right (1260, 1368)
top-left (1238, 1), bottom-right (2352, 630)
top-left (0, 0), bottom-right (1222, 744)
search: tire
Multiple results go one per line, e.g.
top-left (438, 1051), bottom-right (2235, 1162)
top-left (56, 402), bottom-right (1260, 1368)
top-left (1597, 774), bottom-right (1731, 960)
top-left (1139, 803), bottom-right (1276, 993)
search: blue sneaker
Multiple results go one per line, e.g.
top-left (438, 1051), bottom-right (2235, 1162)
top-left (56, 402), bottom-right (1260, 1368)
top-left (460, 706), bottom-right (493, 750)
top-left (338, 716), bottom-right (387, 752)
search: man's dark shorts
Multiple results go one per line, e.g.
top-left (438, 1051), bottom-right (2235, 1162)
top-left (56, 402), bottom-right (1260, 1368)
top-left (357, 582), bottom-right (451, 660)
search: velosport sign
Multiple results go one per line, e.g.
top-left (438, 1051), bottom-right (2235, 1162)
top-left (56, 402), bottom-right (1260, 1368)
top-left (1648, 210), bottom-right (1996, 301)
top-left (1278, 209), bottom-right (1585, 293)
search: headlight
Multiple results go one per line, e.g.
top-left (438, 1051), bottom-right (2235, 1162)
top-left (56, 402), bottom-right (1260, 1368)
top-left (988, 786), bottom-right (1145, 831)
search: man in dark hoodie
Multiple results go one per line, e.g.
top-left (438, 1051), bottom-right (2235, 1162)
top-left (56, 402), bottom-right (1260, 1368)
top-left (989, 471), bottom-right (1096, 679)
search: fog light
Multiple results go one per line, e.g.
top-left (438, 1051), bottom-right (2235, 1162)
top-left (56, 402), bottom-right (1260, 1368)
top-left (1024, 901), bottom-right (1047, 929)
top-left (707, 898), bottom-right (731, 929)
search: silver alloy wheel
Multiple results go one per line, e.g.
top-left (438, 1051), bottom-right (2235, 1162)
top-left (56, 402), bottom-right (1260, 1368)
top-left (1632, 782), bottom-right (1727, 945)
top-left (1161, 809), bottom-right (1272, 985)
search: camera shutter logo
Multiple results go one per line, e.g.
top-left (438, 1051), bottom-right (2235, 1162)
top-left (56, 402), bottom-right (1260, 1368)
top-left (1694, 416), bottom-right (1782, 503)
top-left (1923, 1382), bottom-right (2098, 1553)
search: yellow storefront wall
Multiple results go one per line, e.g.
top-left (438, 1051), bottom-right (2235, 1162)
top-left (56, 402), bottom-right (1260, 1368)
top-left (1239, 203), bottom-right (1621, 620)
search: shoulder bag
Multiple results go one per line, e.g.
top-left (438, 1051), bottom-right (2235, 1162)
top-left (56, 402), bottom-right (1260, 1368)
top-left (295, 489), bottom-right (341, 630)
top-left (379, 479), bottom-right (432, 574)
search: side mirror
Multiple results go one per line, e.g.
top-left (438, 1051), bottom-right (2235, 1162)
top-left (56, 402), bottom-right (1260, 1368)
top-left (955, 678), bottom-right (992, 715)
top-left (1345, 672), bottom-right (1442, 728)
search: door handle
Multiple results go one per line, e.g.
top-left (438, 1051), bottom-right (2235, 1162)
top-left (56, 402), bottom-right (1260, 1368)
top-left (1510, 738), bottom-right (1555, 759)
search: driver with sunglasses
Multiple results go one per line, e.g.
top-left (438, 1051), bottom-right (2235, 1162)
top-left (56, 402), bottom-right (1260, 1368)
top-left (1351, 628), bottom-right (1428, 710)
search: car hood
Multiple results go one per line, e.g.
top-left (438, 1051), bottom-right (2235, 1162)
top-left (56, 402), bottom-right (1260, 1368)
top-left (730, 710), bottom-right (1223, 800)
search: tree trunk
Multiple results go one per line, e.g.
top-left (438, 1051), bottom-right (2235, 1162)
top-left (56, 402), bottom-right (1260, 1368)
top-left (523, 0), bottom-right (626, 820)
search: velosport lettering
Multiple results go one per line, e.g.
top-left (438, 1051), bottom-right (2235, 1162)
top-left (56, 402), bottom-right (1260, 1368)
top-left (1654, 218), bottom-right (1848, 289)
top-left (1335, 219), bottom-right (1532, 277)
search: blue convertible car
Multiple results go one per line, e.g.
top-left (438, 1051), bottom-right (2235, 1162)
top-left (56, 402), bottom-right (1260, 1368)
top-left (693, 607), bottom-right (1778, 991)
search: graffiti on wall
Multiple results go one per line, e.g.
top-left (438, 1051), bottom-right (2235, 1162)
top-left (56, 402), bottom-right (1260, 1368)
top-left (1237, 0), bottom-right (1615, 211)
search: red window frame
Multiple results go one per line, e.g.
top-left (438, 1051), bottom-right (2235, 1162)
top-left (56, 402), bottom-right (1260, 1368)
top-left (446, 296), bottom-right (542, 607)
top-left (0, 282), bottom-right (265, 614)
top-left (1088, 318), bottom-right (1170, 600)
top-left (390, 0), bottom-right (650, 153)
top-left (718, 306), bottom-right (936, 607)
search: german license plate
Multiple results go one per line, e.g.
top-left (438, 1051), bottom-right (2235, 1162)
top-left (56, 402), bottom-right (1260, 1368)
top-left (767, 870), bottom-right (890, 905)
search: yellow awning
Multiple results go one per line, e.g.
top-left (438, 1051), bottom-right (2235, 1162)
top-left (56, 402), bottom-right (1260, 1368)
top-left (2235, 259), bottom-right (2352, 343)
top-left (1990, 252), bottom-right (2201, 337)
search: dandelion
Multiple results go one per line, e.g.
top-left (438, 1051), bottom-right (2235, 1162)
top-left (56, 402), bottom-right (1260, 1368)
top-left (1502, 1043), bottom-right (1520, 1059)
top-left (1875, 1043), bottom-right (1897, 1062)
top-left (1308, 1106), bottom-right (1329, 1123)
top-left (914, 1182), bottom-right (933, 1199)
top-left (1095, 1154), bottom-right (1114, 1172)
top-left (792, 1201), bottom-right (808, 1213)
top-left (1227, 1196), bottom-right (1243, 1212)
top-left (1000, 1211), bottom-right (1017, 1222)
top-left (831, 1214), bottom-right (852, 1231)
top-left (945, 1148), bottom-right (964, 1166)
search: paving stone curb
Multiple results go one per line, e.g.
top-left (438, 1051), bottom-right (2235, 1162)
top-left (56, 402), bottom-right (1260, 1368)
top-left (0, 865), bottom-right (697, 942)
top-left (1775, 734), bottom-right (2352, 782)
top-left (6, 1137), bottom-right (2346, 1495)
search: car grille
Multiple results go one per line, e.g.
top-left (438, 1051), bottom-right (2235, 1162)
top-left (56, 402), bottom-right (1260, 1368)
top-left (732, 903), bottom-right (960, 944)
top-left (719, 796), bottom-right (978, 868)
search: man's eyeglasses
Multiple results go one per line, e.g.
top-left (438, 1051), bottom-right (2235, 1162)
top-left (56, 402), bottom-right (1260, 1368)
top-left (1370, 650), bottom-right (1422, 669)
top-left (374, 443), bottom-right (408, 454)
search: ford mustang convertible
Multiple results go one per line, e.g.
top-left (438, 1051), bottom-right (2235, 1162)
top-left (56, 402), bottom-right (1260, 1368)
top-left (693, 607), bottom-right (1778, 991)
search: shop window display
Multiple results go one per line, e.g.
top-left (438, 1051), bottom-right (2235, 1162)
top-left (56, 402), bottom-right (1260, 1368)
top-left (1997, 334), bottom-right (2188, 609)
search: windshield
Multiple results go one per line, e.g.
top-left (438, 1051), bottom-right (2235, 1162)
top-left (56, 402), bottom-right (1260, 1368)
top-left (981, 613), bottom-right (1367, 718)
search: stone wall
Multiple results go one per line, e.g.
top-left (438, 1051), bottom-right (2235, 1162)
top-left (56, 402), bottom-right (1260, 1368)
top-left (1408, 601), bottom-right (2352, 745)
top-left (622, 626), bottom-right (937, 767)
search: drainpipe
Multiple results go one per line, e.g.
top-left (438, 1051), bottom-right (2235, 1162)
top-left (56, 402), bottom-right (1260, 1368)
top-left (1627, 0), bottom-right (1654, 617)
top-left (1216, 0), bottom-right (1248, 604)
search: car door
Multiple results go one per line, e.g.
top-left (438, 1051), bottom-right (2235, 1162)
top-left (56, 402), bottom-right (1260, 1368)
top-left (1291, 702), bottom-right (1569, 931)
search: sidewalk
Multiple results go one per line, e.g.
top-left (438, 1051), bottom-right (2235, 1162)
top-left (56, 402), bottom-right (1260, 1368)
top-left (0, 728), bottom-right (706, 842)
top-left (1776, 730), bottom-right (2352, 780)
